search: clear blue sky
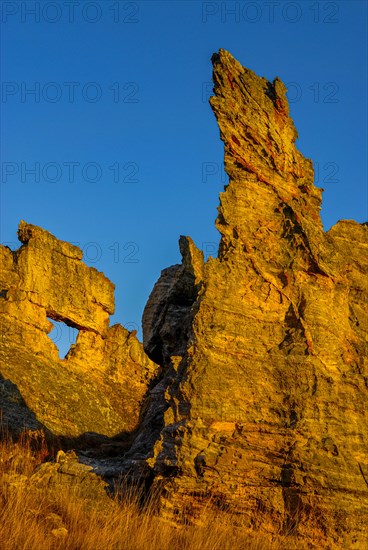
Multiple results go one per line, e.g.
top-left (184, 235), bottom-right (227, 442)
top-left (1, 1), bottom-right (367, 354)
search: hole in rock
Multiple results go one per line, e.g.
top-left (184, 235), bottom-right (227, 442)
top-left (47, 318), bottom-right (79, 359)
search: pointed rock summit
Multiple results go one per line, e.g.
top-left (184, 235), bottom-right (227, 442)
top-left (0, 50), bottom-right (367, 548)
top-left (140, 49), bottom-right (368, 546)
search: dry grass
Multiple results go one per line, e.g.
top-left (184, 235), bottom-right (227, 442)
top-left (0, 432), bottom-right (303, 550)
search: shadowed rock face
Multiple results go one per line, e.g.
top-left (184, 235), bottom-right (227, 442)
top-left (140, 50), bottom-right (368, 546)
top-left (0, 49), bottom-right (367, 548)
top-left (0, 221), bottom-right (159, 437)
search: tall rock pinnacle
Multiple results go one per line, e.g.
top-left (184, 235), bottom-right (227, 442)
top-left (0, 50), bottom-right (366, 548)
top-left (141, 49), bottom-right (368, 547)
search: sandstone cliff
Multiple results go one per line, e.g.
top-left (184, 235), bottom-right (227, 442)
top-left (0, 49), bottom-right (367, 549)
top-left (0, 221), bottom-right (159, 437)
top-left (138, 50), bottom-right (368, 547)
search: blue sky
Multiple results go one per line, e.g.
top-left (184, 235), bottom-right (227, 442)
top-left (1, 1), bottom-right (367, 354)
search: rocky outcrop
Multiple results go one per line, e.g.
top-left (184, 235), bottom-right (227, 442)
top-left (1, 49), bottom-right (367, 549)
top-left (138, 50), bottom-right (368, 547)
top-left (0, 221), bottom-right (159, 437)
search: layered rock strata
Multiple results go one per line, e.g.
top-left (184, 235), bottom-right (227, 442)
top-left (0, 49), bottom-right (367, 549)
top-left (0, 221), bottom-right (159, 437)
top-left (139, 50), bottom-right (368, 547)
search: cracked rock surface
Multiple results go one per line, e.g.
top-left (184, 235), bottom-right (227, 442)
top-left (137, 49), bottom-right (368, 547)
top-left (0, 221), bottom-right (159, 437)
top-left (0, 49), bottom-right (367, 548)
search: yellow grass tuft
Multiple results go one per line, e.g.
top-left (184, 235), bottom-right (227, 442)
top-left (0, 432), bottom-right (305, 550)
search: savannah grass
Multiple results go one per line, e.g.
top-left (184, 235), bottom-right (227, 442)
top-left (0, 432), bottom-right (304, 550)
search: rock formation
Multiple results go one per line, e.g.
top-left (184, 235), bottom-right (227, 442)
top-left (0, 221), bottom-right (159, 437)
top-left (0, 49), bottom-right (367, 548)
top-left (138, 50), bottom-right (368, 547)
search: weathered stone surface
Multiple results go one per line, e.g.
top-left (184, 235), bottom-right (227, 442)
top-left (1, 49), bottom-right (367, 549)
top-left (2, 449), bottom-right (113, 512)
top-left (0, 376), bottom-right (46, 435)
top-left (31, 450), bottom-right (111, 505)
top-left (138, 50), bottom-right (368, 547)
top-left (0, 222), bottom-right (159, 437)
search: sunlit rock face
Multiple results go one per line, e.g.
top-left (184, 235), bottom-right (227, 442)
top-left (0, 221), bottom-right (159, 437)
top-left (140, 50), bottom-right (368, 547)
top-left (0, 49), bottom-right (367, 549)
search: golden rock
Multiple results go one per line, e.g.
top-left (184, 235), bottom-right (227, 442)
top-left (0, 222), bottom-right (159, 437)
top-left (1, 49), bottom-right (367, 548)
top-left (140, 50), bottom-right (368, 547)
